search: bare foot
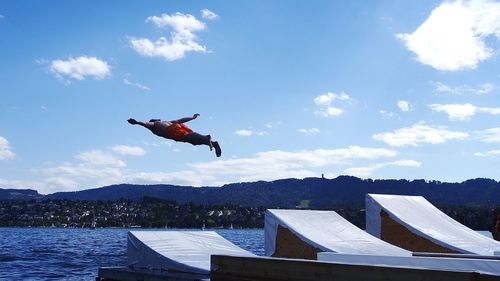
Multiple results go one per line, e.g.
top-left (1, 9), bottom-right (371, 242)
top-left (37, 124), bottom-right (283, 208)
top-left (212, 141), bottom-right (221, 157)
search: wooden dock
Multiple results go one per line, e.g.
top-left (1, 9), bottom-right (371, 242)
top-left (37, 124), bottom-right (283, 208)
top-left (210, 255), bottom-right (500, 281)
top-left (97, 255), bottom-right (500, 281)
top-left (96, 267), bottom-right (209, 281)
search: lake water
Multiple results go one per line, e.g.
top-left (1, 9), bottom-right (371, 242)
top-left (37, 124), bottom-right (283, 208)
top-left (0, 228), bottom-right (264, 280)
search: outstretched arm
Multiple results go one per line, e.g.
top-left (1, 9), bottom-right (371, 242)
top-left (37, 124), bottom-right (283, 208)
top-left (171, 113), bottom-right (200, 124)
top-left (128, 118), bottom-right (154, 130)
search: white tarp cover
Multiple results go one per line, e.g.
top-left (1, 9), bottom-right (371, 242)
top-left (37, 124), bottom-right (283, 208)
top-left (265, 209), bottom-right (410, 257)
top-left (318, 252), bottom-right (500, 276)
top-left (127, 231), bottom-right (255, 274)
top-left (366, 194), bottom-right (500, 256)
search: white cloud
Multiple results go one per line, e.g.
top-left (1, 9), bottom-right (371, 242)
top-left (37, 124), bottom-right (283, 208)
top-left (344, 160), bottom-right (421, 177)
top-left (478, 107), bottom-right (500, 115)
top-left (379, 110), bottom-right (396, 119)
top-left (398, 100), bottom-right (410, 112)
top-left (235, 129), bottom-right (267, 136)
top-left (147, 12), bottom-right (205, 30)
top-left (397, 0), bottom-right (500, 71)
top-left (429, 103), bottom-right (500, 120)
top-left (373, 122), bottom-right (469, 147)
top-left (35, 145), bottom-right (398, 192)
top-left (130, 12), bottom-right (208, 61)
top-left (315, 106), bottom-right (343, 117)
top-left (50, 56), bottom-right (111, 80)
top-left (313, 92), bottom-right (350, 118)
top-left (75, 150), bottom-right (126, 167)
top-left (112, 145), bottom-right (147, 156)
top-left (39, 150), bottom-right (127, 192)
top-left (475, 128), bottom-right (500, 143)
top-left (123, 78), bottom-right (150, 91)
top-left (0, 178), bottom-right (40, 189)
top-left (0, 136), bottom-right (15, 160)
top-left (314, 92), bottom-right (350, 106)
top-left (432, 81), bottom-right (495, 95)
top-left (188, 146), bottom-right (397, 183)
top-left (433, 81), bottom-right (460, 94)
top-left (201, 9), bottom-right (219, 20)
top-left (476, 83), bottom-right (495, 94)
top-left (474, 150), bottom-right (500, 157)
top-left (429, 103), bottom-right (477, 120)
top-left (235, 130), bottom-right (253, 136)
top-left (265, 121), bottom-right (282, 129)
top-left (298, 128), bottom-right (320, 136)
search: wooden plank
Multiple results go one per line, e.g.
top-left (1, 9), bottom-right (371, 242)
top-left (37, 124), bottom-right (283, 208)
top-left (97, 267), bottom-right (209, 281)
top-left (210, 255), bottom-right (500, 281)
top-left (413, 252), bottom-right (500, 260)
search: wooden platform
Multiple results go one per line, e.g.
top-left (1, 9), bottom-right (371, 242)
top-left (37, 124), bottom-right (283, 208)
top-left (210, 255), bottom-right (500, 281)
top-left (96, 267), bottom-right (209, 281)
top-left (98, 255), bottom-right (500, 281)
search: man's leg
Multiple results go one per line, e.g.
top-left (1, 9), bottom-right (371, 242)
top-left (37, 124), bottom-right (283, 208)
top-left (183, 133), bottom-right (221, 157)
top-left (182, 133), bottom-right (212, 146)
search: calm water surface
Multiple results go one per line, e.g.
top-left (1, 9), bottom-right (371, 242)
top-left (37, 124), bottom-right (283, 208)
top-left (0, 228), bottom-right (264, 280)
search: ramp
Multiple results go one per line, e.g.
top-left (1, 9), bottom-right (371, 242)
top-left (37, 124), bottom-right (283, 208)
top-left (265, 209), bottom-right (410, 259)
top-left (127, 231), bottom-right (256, 275)
top-left (366, 194), bottom-right (500, 255)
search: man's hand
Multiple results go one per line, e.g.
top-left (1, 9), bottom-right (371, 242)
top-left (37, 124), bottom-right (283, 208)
top-left (193, 113), bottom-right (200, 119)
top-left (127, 118), bottom-right (138, 125)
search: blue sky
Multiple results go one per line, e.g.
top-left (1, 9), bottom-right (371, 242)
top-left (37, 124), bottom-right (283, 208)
top-left (1, 0), bottom-right (500, 194)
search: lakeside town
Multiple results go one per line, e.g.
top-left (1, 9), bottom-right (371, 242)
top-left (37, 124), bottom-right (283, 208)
top-left (0, 197), bottom-right (265, 228)
top-left (1, 197), bottom-right (498, 232)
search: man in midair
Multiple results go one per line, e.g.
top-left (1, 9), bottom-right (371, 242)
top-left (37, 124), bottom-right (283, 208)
top-left (127, 114), bottom-right (221, 157)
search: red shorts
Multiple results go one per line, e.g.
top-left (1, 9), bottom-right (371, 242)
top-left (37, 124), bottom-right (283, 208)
top-left (166, 123), bottom-right (193, 141)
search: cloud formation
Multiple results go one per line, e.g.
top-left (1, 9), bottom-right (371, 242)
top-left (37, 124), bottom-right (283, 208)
top-left (373, 122), bottom-right (469, 146)
top-left (344, 160), bottom-right (421, 177)
top-left (130, 12), bottom-right (209, 61)
top-left (0, 137), bottom-right (15, 160)
top-left (187, 146), bottom-right (397, 184)
top-left (429, 103), bottom-right (500, 120)
top-left (398, 100), bottom-right (410, 112)
top-left (123, 78), bottom-right (150, 91)
top-left (235, 129), bottom-right (253, 136)
top-left (379, 110), bottom-right (396, 119)
top-left (314, 92), bottom-right (350, 117)
top-left (397, 0), bottom-right (500, 71)
top-left (474, 150), bottom-right (500, 157)
top-left (432, 81), bottom-right (494, 95)
top-left (475, 128), bottom-right (500, 143)
top-left (298, 128), bottom-right (320, 136)
top-left (50, 56), bottom-right (111, 80)
top-left (201, 9), bottom-right (219, 20)
top-left (36, 145), bottom-right (398, 192)
top-left (234, 129), bottom-right (267, 137)
top-left (112, 145), bottom-right (147, 156)
top-left (429, 103), bottom-right (477, 121)
top-left (75, 150), bottom-right (126, 167)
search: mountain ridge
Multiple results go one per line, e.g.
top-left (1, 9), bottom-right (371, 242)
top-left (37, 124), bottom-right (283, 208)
top-left (1, 176), bottom-right (499, 207)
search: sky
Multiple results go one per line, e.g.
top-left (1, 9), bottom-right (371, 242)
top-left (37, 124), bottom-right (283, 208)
top-left (1, 0), bottom-right (500, 194)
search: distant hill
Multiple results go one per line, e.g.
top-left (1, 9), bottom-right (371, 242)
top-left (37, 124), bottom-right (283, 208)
top-left (0, 188), bottom-right (42, 200)
top-left (40, 176), bottom-right (500, 207)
